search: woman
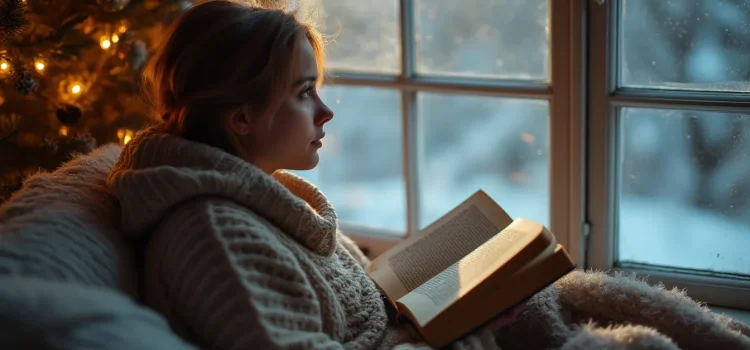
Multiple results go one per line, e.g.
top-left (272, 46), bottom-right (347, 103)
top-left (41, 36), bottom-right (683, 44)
top-left (106, 1), bottom-right (517, 349)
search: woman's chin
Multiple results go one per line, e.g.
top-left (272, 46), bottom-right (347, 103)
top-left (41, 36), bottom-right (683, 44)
top-left (287, 154), bottom-right (319, 171)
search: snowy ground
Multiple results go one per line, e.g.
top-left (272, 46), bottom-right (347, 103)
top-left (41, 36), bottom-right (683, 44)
top-left (619, 195), bottom-right (750, 275)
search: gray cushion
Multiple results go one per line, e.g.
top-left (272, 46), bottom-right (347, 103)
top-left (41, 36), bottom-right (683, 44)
top-left (0, 276), bottom-right (197, 350)
top-left (0, 144), bottom-right (138, 298)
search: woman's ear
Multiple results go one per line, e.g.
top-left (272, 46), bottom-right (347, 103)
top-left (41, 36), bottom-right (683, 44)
top-left (227, 105), bottom-right (253, 136)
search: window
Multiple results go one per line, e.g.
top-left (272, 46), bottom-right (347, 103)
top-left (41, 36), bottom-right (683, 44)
top-left (589, 0), bottom-right (750, 309)
top-left (296, 0), bottom-right (581, 254)
top-left (298, 0), bottom-right (749, 309)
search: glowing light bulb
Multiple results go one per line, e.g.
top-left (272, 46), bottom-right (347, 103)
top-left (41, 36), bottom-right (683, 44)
top-left (35, 61), bottom-right (45, 72)
top-left (111, 34), bottom-right (120, 43)
top-left (0, 62), bottom-right (8, 71)
top-left (59, 126), bottom-right (69, 136)
top-left (117, 128), bottom-right (135, 145)
top-left (71, 84), bottom-right (82, 94)
top-left (100, 37), bottom-right (112, 49)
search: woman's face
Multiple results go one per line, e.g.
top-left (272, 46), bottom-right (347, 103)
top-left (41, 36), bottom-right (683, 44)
top-left (228, 34), bottom-right (334, 174)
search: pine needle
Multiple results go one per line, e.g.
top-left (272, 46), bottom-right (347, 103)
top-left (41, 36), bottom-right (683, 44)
top-left (0, 0), bottom-right (28, 45)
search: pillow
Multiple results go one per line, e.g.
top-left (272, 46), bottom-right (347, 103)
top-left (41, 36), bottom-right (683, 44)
top-left (0, 276), bottom-right (197, 350)
top-left (0, 144), bottom-right (139, 298)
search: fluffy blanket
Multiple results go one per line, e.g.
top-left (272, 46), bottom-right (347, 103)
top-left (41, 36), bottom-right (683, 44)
top-left (495, 270), bottom-right (750, 349)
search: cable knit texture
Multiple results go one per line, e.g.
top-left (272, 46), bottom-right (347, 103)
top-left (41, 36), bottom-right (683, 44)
top-left (106, 128), bottom-right (495, 350)
top-left (0, 144), bottom-right (138, 298)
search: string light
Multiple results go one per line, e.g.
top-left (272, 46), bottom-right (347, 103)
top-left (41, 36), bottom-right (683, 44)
top-left (100, 36), bottom-right (112, 50)
top-left (34, 58), bottom-right (47, 72)
top-left (0, 59), bottom-right (9, 74)
top-left (117, 128), bottom-right (134, 145)
top-left (59, 126), bottom-right (69, 136)
top-left (58, 75), bottom-right (90, 103)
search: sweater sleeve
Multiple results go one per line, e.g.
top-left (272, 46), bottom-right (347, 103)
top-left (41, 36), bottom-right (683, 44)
top-left (144, 199), bottom-right (348, 350)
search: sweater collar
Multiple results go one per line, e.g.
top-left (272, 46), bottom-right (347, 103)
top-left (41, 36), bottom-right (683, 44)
top-left (107, 128), bottom-right (338, 256)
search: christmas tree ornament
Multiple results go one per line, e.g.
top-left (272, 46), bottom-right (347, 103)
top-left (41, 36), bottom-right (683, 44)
top-left (56, 105), bottom-right (82, 126)
top-left (96, 0), bottom-right (131, 13)
top-left (115, 33), bottom-right (148, 70)
top-left (12, 65), bottom-right (38, 95)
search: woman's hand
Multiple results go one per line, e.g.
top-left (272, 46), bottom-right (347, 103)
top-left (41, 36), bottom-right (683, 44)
top-left (487, 302), bottom-right (525, 332)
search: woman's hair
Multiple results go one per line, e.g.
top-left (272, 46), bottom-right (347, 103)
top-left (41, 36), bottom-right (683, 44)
top-left (141, 0), bottom-right (325, 155)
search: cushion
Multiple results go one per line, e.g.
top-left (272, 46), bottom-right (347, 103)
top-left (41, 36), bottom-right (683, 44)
top-left (0, 144), bottom-right (138, 298)
top-left (0, 276), bottom-right (197, 350)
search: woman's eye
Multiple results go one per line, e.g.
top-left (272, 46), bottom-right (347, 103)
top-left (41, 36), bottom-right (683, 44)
top-left (300, 86), bottom-right (314, 98)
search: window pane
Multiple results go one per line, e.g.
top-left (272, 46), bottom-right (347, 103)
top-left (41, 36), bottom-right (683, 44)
top-left (417, 93), bottom-right (549, 229)
top-left (415, 0), bottom-right (549, 80)
top-left (618, 108), bottom-right (750, 276)
top-left (294, 86), bottom-right (406, 233)
top-left (620, 0), bottom-right (750, 92)
top-left (309, 0), bottom-right (400, 74)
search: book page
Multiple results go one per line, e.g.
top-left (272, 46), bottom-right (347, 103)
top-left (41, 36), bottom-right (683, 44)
top-left (367, 190), bottom-right (513, 301)
top-left (396, 220), bottom-right (553, 326)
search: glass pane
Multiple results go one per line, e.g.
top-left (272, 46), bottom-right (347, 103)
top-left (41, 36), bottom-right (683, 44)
top-left (618, 108), bottom-right (750, 276)
top-left (294, 86), bottom-right (406, 233)
top-left (620, 0), bottom-right (750, 92)
top-left (415, 0), bottom-right (549, 80)
top-left (417, 93), bottom-right (549, 229)
top-left (309, 0), bottom-right (400, 74)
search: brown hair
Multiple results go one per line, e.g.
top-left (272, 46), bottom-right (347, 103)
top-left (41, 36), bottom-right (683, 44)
top-left (142, 0), bottom-right (326, 155)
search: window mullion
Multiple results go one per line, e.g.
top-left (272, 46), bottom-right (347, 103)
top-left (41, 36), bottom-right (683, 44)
top-left (586, 0), bottom-right (617, 270)
top-left (402, 91), bottom-right (419, 236)
top-left (400, 0), bottom-right (415, 80)
top-left (400, 0), bottom-right (418, 236)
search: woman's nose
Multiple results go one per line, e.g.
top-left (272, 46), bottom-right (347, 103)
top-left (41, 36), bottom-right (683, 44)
top-left (316, 102), bottom-right (334, 125)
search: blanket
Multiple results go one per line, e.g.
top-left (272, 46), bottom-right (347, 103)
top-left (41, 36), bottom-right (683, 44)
top-left (494, 270), bottom-right (750, 349)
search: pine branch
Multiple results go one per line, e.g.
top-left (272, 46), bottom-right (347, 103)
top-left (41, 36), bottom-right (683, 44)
top-left (0, 0), bottom-right (27, 46)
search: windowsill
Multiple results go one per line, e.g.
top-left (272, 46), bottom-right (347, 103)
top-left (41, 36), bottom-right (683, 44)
top-left (712, 306), bottom-right (750, 326)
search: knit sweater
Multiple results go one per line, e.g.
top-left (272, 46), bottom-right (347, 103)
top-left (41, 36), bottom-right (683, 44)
top-left (106, 128), bottom-right (496, 350)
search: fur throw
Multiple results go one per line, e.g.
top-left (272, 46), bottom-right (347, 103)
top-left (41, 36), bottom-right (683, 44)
top-left (495, 270), bottom-right (750, 349)
top-left (0, 145), bottom-right (138, 298)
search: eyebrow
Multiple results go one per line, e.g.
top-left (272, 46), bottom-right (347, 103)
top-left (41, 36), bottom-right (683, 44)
top-left (295, 76), bottom-right (318, 85)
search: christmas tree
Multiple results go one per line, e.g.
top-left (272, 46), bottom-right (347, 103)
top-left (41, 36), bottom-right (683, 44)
top-left (0, 0), bottom-right (191, 201)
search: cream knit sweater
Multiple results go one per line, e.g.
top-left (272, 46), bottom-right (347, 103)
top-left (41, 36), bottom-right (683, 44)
top-left (106, 129), bottom-right (497, 350)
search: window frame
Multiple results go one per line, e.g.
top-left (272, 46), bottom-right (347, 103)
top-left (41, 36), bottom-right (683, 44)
top-left (586, 0), bottom-right (750, 310)
top-left (328, 0), bottom-right (586, 267)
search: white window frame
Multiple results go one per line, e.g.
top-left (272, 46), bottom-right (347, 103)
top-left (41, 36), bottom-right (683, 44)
top-left (587, 0), bottom-right (750, 310)
top-left (329, 0), bottom-right (586, 267)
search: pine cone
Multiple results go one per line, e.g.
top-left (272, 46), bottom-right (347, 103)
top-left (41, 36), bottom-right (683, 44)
top-left (12, 65), bottom-right (38, 95)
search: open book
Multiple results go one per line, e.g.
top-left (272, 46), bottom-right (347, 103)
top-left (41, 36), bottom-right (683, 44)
top-left (366, 190), bottom-right (576, 349)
